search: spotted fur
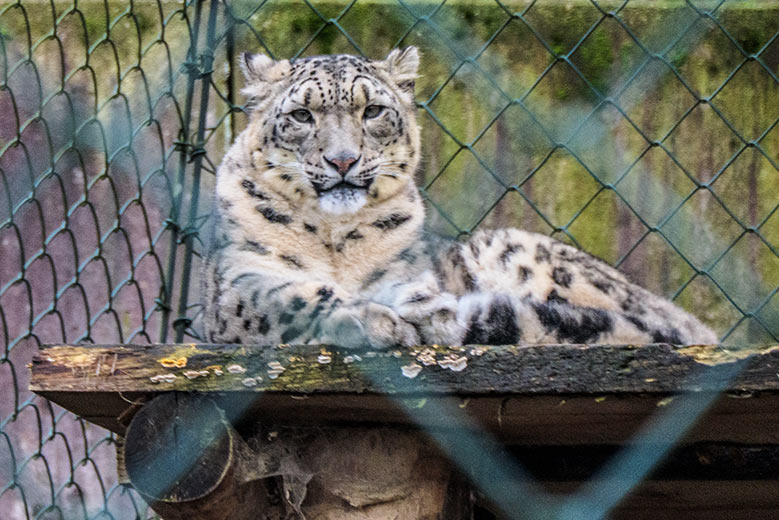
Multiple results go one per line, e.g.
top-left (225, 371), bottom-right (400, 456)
top-left (202, 48), bottom-right (716, 348)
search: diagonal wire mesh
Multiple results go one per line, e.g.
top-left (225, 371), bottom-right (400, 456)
top-left (0, 0), bottom-right (777, 519)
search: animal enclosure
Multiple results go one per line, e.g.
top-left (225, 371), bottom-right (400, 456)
top-left (1, 0), bottom-right (778, 518)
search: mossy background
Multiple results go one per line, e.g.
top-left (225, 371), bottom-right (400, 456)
top-left (0, 1), bottom-right (777, 516)
top-left (226, 0), bottom-right (779, 344)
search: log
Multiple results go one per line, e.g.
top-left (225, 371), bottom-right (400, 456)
top-left (123, 393), bottom-right (270, 520)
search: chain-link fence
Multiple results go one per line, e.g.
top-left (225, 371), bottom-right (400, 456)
top-left (1, 0), bottom-right (777, 518)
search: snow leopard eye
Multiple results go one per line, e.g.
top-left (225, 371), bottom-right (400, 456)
top-left (290, 109), bottom-right (313, 123)
top-left (363, 105), bottom-right (385, 119)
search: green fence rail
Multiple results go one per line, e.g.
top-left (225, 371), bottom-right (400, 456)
top-left (0, 0), bottom-right (777, 518)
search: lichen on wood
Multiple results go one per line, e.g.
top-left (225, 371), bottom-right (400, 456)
top-left (30, 343), bottom-right (779, 445)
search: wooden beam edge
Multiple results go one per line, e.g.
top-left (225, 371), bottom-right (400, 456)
top-left (29, 343), bottom-right (779, 395)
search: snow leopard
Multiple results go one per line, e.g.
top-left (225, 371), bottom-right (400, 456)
top-left (202, 47), bottom-right (716, 349)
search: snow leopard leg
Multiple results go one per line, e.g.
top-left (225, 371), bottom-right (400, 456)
top-left (206, 258), bottom-right (418, 348)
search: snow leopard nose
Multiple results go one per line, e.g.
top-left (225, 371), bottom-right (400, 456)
top-left (324, 153), bottom-right (360, 176)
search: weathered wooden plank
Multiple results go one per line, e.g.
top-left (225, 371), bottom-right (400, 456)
top-left (29, 343), bottom-right (779, 445)
top-left (51, 393), bottom-right (779, 445)
top-left (506, 443), bottom-right (779, 481)
top-left (30, 343), bottom-right (779, 394)
top-left (547, 481), bottom-right (779, 519)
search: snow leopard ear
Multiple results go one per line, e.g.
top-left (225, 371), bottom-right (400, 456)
top-left (239, 52), bottom-right (291, 101)
top-left (382, 46), bottom-right (419, 93)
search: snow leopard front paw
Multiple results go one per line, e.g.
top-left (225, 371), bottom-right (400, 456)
top-left (373, 275), bottom-right (456, 321)
top-left (319, 302), bottom-right (420, 349)
top-left (374, 278), bottom-right (464, 345)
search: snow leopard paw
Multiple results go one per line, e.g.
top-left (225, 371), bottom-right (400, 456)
top-left (319, 302), bottom-right (420, 349)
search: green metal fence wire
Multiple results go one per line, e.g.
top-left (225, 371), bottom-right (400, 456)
top-left (0, 0), bottom-right (777, 518)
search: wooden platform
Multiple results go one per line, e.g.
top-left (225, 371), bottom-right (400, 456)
top-left (30, 343), bottom-right (779, 519)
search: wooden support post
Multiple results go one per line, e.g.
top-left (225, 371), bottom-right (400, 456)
top-left (123, 393), bottom-right (270, 520)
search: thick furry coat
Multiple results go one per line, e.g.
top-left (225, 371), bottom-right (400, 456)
top-left (203, 48), bottom-right (716, 348)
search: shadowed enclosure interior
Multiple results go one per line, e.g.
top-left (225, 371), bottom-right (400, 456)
top-left (0, 0), bottom-right (777, 518)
